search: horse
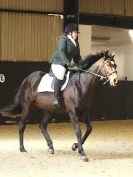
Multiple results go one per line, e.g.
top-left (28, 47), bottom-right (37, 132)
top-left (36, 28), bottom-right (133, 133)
top-left (0, 50), bottom-right (118, 162)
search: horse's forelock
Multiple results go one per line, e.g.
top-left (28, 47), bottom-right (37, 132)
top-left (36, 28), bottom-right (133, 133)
top-left (104, 50), bottom-right (115, 61)
top-left (104, 54), bottom-right (115, 62)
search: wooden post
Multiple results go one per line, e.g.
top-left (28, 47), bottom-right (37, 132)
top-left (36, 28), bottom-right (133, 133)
top-left (64, 0), bottom-right (79, 29)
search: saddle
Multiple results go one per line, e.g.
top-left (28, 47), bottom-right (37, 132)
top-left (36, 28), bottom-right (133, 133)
top-left (37, 71), bottom-right (70, 93)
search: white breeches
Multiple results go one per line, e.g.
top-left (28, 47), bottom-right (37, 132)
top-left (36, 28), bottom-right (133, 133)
top-left (51, 64), bottom-right (66, 80)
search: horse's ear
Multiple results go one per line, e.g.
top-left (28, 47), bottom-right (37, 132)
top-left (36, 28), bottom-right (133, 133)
top-left (111, 51), bottom-right (115, 58)
top-left (103, 49), bottom-right (109, 57)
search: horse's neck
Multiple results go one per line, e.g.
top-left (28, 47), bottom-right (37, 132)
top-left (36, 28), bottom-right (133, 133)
top-left (80, 61), bottom-right (101, 95)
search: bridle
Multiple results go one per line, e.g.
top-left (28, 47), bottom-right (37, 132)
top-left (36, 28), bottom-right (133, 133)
top-left (76, 61), bottom-right (117, 85)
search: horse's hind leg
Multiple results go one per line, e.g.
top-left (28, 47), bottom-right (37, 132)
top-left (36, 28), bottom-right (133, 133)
top-left (39, 111), bottom-right (54, 154)
top-left (18, 107), bottom-right (29, 152)
top-left (19, 118), bottom-right (27, 152)
top-left (72, 112), bottom-right (92, 152)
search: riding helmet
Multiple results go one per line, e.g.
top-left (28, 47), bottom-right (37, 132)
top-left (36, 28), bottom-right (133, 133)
top-left (65, 23), bottom-right (79, 34)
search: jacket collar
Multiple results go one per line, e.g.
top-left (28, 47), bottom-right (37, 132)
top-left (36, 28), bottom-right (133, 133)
top-left (67, 35), bottom-right (77, 47)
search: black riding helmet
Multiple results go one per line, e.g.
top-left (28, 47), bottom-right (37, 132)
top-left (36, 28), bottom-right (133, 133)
top-left (65, 23), bottom-right (79, 34)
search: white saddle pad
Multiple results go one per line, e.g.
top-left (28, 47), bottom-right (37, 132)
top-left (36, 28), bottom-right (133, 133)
top-left (38, 71), bottom-right (70, 92)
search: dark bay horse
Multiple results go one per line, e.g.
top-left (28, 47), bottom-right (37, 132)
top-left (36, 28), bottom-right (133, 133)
top-left (0, 51), bottom-right (118, 161)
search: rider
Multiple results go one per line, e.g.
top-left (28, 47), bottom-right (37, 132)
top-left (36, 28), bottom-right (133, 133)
top-left (49, 23), bottom-right (82, 106)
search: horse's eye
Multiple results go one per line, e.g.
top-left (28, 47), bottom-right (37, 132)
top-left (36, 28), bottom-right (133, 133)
top-left (106, 62), bottom-right (110, 66)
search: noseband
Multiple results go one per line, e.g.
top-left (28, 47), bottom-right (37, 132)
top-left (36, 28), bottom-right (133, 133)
top-left (102, 70), bottom-right (117, 84)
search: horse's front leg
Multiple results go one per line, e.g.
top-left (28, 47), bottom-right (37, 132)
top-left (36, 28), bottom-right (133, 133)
top-left (72, 112), bottom-right (92, 152)
top-left (69, 111), bottom-right (88, 162)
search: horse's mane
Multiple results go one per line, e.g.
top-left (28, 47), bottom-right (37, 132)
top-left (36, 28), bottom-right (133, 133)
top-left (79, 51), bottom-right (105, 70)
top-left (69, 50), bottom-right (114, 81)
top-left (79, 50), bottom-right (114, 70)
top-left (69, 51), bottom-right (105, 81)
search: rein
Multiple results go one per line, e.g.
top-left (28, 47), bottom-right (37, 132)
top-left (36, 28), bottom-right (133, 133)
top-left (77, 68), bottom-right (116, 85)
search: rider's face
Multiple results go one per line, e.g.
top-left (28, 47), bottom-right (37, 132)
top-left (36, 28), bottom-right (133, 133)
top-left (71, 31), bottom-right (79, 40)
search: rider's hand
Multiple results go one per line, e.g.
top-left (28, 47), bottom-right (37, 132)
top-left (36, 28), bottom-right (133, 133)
top-left (64, 64), bottom-right (68, 69)
top-left (68, 63), bottom-right (75, 68)
top-left (68, 65), bottom-right (79, 71)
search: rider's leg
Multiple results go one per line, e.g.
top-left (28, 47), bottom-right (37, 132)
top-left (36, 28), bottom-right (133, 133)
top-left (51, 64), bottom-right (66, 106)
top-left (53, 77), bottom-right (62, 106)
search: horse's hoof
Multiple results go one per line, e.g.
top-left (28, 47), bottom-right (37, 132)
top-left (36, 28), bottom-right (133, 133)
top-left (20, 148), bottom-right (27, 153)
top-left (48, 148), bottom-right (54, 154)
top-left (80, 155), bottom-right (89, 162)
top-left (72, 143), bottom-right (77, 151)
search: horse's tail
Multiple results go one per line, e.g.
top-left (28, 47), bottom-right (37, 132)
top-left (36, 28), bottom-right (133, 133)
top-left (0, 85), bottom-right (22, 118)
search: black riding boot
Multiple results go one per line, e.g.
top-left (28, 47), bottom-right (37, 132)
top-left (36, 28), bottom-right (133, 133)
top-left (53, 78), bottom-right (62, 106)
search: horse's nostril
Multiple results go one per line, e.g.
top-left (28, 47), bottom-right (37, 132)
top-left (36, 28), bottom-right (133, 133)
top-left (114, 79), bottom-right (118, 84)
